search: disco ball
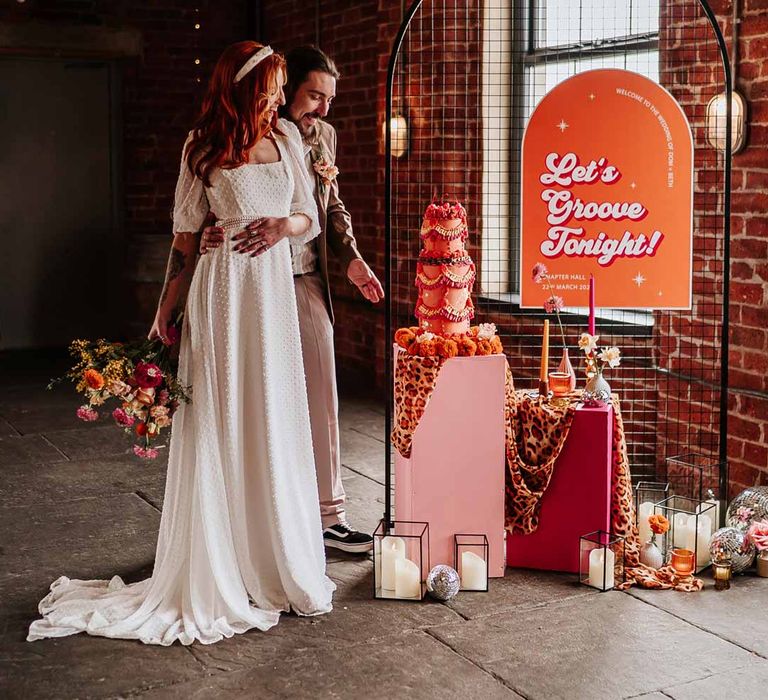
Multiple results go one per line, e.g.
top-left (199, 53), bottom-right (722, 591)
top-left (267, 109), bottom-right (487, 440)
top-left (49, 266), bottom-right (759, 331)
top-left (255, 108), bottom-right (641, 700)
top-left (426, 565), bottom-right (460, 601)
top-left (725, 486), bottom-right (768, 531)
top-left (709, 527), bottom-right (756, 574)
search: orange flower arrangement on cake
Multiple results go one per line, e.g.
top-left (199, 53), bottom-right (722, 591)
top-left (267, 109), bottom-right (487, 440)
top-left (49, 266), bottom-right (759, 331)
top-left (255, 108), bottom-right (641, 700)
top-left (394, 325), bottom-right (503, 359)
top-left (648, 514), bottom-right (670, 536)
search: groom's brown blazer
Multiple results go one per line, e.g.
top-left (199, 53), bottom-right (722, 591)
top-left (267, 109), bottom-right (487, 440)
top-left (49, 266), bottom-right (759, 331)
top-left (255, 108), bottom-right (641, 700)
top-left (306, 120), bottom-right (362, 323)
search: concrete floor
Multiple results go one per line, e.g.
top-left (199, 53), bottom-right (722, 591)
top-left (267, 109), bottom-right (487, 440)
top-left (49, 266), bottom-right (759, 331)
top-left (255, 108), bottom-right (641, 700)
top-left (1, 356), bottom-right (767, 699)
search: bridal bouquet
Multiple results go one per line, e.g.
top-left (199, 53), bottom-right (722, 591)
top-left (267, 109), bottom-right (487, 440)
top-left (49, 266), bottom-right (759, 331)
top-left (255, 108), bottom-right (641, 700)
top-left (52, 322), bottom-right (191, 459)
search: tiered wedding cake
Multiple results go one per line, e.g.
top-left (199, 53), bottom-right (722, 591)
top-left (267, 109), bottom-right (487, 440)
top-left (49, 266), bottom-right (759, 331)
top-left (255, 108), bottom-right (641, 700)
top-left (415, 202), bottom-right (476, 335)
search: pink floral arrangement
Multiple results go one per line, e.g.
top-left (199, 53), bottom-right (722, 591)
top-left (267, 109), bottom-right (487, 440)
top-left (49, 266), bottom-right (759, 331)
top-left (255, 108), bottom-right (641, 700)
top-left (52, 322), bottom-right (190, 459)
top-left (747, 520), bottom-right (768, 551)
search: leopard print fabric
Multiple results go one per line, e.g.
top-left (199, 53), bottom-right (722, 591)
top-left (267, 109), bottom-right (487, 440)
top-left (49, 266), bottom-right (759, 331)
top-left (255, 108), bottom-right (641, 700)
top-left (505, 378), bottom-right (577, 534)
top-left (392, 352), bottom-right (446, 459)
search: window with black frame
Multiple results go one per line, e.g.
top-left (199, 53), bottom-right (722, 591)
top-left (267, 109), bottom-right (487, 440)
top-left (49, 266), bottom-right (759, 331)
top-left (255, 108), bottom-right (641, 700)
top-left (482, 0), bottom-right (660, 301)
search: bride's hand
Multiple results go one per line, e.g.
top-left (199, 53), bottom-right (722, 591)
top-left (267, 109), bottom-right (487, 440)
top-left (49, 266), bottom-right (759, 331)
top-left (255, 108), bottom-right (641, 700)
top-left (148, 309), bottom-right (172, 342)
top-left (232, 217), bottom-right (292, 257)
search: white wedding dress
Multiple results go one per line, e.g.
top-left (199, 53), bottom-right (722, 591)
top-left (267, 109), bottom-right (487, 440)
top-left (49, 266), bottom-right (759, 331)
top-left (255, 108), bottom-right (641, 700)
top-left (28, 119), bottom-right (335, 645)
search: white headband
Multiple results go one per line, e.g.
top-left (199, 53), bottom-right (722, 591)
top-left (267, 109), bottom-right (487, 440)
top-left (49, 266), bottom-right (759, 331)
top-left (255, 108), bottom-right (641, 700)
top-left (233, 46), bottom-right (274, 84)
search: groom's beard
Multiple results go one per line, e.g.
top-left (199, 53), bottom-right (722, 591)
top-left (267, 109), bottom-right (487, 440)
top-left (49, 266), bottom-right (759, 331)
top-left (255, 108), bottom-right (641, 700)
top-left (298, 111), bottom-right (322, 136)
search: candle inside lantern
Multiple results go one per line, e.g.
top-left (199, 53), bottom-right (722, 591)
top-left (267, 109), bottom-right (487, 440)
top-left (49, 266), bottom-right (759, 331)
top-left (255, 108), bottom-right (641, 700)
top-left (637, 502), bottom-right (655, 545)
top-left (587, 547), bottom-right (615, 590)
top-left (394, 557), bottom-right (421, 598)
top-left (696, 496), bottom-right (720, 533)
top-left (588, 274), bottom-right (596, 335)
top-left (460, 551), bottom-right (488, 591)
top-left (684, 514), bottom-right (712, 569)
top-left (713, 560), bottom-right (732, 591)
top-left (381, 536), bottom-right (406, 590)
top-left (673, 512), bottom-right (690, 548)
top-left (540, 320), bottom-right (550, 382)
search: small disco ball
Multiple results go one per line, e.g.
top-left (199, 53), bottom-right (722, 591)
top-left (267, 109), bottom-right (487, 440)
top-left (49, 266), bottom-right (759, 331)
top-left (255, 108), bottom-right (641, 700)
top-left (709, 527), bottom-right (756, 574)
top-left (426, 565), bottom-right (460, 601)
top-left (725, 486), bottom-right (768, 531)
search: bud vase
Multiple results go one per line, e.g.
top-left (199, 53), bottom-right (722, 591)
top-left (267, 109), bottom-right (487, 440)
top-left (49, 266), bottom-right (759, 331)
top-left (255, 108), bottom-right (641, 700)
top-left (584, 370), bottom-right (611, 405)
top-left (639, 538), bottom-right (664, 569)
top-left (557, 347), bottom-right (577, 392)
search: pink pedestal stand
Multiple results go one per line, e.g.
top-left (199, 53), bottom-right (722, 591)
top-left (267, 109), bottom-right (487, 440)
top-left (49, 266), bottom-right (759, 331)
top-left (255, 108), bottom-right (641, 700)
top-left (506, 403), bottom-right (613, 573)
top-left (394, 353), bottom-right (507, 577)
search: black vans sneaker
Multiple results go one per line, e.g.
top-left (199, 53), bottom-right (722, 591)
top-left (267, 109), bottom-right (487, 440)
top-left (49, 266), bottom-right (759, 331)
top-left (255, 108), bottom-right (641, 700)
top-left (323, 521), bottom-right (374, 553)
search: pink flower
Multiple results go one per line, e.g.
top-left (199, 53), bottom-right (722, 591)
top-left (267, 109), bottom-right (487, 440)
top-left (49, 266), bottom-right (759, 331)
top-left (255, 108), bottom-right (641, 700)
top-left (133, 444), bottom-right (159, 459)
top-left (112, 407), bottom-right (135, 427)
top-left (748, 520), bottom-right (768, 551)
top-left (532, 263), bottom-right (548, 283)
top-left (134, 362), bottom-right (163, 389)
top-left (157, 389), bottom-right (170, 405)
top-left (76, 405), bottom-right (99, 422)
top-left (544, 295), bottom-right (564, 314)
top-left (135, 386), bottom-right (156, 406)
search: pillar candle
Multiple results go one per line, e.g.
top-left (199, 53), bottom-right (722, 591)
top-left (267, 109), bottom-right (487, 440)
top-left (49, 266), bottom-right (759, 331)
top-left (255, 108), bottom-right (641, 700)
top-left (381, 536), bottom-right (405, 590)
top-left (394, 557), bottom-right (421, 598)
top-left (697, 498), bottom-right (720, 532)
top-left (460, 551), bottom-right (488, 591)
top-left (588, 547), bottom-right (615, 590)
top-left (684, 514), bottom-right (712, 569)
top-left (637, 502), bottom-right (654, 545)
top-left (588, 274), bottom-right (596, 335)
top-left (540, 320), bottom-right (550, 382)
top-left (673, 512), bottom-right (690, 548)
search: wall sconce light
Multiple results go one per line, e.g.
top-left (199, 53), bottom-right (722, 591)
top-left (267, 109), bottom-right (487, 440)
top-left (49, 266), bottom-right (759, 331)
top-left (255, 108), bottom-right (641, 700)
top-left (705, 90), bottom-right (747, 154)
top-left (385, 113), bottom-right (409, 158)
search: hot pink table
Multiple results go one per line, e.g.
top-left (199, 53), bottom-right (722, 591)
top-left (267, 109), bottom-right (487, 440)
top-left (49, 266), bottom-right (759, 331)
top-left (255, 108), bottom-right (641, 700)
top-left (506, 402), bottom-right (613, 573)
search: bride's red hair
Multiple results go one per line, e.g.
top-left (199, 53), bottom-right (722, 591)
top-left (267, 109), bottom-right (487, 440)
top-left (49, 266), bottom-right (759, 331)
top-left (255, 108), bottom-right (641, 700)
top-left (185, 42), bottom-right (286, 186)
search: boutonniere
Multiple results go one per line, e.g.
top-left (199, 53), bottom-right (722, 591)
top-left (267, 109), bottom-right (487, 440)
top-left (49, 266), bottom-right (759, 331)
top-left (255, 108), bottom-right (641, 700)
top-left (311, 147), bottom-right (339, 194)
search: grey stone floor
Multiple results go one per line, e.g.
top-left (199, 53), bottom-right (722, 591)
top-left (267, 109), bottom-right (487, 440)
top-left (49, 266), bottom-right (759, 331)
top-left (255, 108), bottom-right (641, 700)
top-left (1, 356), bottom-right (767, 699)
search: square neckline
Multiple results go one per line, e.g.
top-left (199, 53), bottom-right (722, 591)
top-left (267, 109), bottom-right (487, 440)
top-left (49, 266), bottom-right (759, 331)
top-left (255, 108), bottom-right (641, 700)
top-left (244, 134), bottom-right (283, 166)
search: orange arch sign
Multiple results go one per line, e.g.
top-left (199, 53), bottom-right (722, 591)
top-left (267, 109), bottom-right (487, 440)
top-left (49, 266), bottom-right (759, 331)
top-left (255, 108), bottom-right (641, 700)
top-left (520, 69), bottom-right (693, 310)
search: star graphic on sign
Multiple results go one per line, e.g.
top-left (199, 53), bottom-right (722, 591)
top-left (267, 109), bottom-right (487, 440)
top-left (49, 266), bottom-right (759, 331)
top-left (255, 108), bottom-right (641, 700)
top-left (589, 93), bottom-right (596, 100)
top-left (557, 119), bottom-right (569, 132)
top-left (632, 273), bottom-right (646, 287)
top-left (658, 290), bottom-right (663, 296)
top-left (630, 182), bottom-right (637, 189)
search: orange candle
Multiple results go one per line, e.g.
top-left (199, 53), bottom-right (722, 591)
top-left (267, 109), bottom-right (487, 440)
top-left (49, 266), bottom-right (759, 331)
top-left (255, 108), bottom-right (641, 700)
top-left (540, 320), bottom-right (550, 382)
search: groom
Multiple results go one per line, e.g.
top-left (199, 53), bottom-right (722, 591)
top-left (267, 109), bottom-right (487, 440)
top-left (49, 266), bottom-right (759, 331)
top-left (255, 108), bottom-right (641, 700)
top-left (200, 46), bottom-right (383, 553)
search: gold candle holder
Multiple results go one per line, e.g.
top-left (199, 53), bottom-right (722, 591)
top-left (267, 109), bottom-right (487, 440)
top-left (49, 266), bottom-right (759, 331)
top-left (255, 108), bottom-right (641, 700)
top-left (713, 560), bottom-right (732, 591)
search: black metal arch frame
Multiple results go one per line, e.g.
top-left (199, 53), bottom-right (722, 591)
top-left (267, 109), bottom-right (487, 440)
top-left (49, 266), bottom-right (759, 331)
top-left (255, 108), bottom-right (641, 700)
top-left (382, 0), bottom-right (733, 527)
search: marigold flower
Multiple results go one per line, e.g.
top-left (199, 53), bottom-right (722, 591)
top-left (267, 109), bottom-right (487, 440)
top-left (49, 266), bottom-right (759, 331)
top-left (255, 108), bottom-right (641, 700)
top-left (532, 262), bottom-right (548, 283)
top-left (648, 514), bottom-right (670, 535)
top-left (394, 328), bottom-right (416, 349)
top-left (491, 336), bottom-right (504, 354)
top-left (456, 337), bottom-right (477, 356)
top-left (419, 340), bottom-right (437, 357)
top-left (83, 368), bottom-right (105, 391)
top-left (438, 338), bottom-right (459, 359)
top-left (476, 339), bottom-right (493, 356)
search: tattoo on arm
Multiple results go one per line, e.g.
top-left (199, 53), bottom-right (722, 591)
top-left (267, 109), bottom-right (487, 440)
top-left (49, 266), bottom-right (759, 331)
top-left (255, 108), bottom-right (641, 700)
top-left (159, 248), bottom-right (188, 308)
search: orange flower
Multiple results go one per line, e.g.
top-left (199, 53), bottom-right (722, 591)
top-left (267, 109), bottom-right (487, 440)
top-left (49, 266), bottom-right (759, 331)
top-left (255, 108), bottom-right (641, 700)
top-left (456, 337), bottom-right (477, 356)
top-left (438, 339), bottom-right (459, 358)
top-left (476, 339), bottom-right (493, 356)
top-left (407, 341), bottom-right (421, 356)
top-left (83, 368), bottom-right (105, 391)
top-left (420, 339), bottom-right (437, 357)
top-left (490, 336), bottom-right (504, 354)
top-left (394, 328), bottom-right (416, 349)
top-left (648, 513), bottom-right (670, 535)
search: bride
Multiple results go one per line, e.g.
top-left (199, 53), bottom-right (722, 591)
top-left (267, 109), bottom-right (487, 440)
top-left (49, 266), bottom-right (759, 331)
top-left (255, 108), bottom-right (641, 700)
top-left (28, 42), bottom-right (335, 645)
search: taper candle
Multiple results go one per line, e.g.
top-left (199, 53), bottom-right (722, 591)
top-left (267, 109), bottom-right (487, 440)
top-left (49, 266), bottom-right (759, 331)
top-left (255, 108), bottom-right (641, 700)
top-left (588, 274), bottom-right (596, 335)
top-left (540, 320), bottom-right (550, 382)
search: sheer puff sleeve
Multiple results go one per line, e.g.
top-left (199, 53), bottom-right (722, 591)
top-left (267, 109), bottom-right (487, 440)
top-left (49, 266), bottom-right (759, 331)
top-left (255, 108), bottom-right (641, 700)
top-left (171, 132), bottom-right (209, 234)
top-left (278, 118), bottom-right (320, 246)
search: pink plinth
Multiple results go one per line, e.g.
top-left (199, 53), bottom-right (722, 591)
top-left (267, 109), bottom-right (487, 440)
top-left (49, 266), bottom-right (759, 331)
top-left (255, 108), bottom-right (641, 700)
top-left (506, 403), bottom-right (613, 573)
top-left (394, 353), bottom-right (507, 577)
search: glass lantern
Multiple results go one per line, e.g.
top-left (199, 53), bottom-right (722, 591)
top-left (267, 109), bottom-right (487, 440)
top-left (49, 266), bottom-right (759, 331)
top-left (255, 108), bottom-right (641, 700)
top-left (373, 520), bottom-right (429, 601)
top-left (454, 534), bottom-right (489, 592)
top-left (579, 530), bottom-right (625, 591)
